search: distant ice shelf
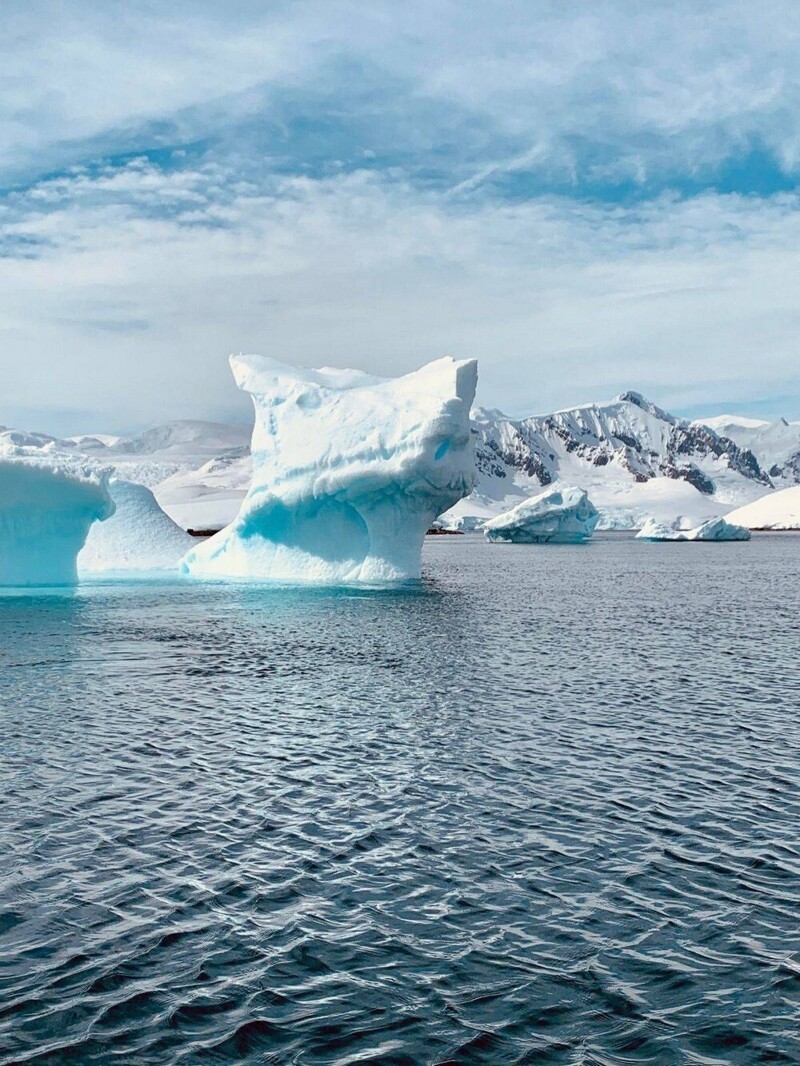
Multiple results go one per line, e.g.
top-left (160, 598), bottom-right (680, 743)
top-left (182, 355), bottom-right (478, 582)
top-left (0, 449), bottom-right (114, 586)
top-left (484, 486), bottom-right (599, 544)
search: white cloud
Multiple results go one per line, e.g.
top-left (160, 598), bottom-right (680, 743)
top-left (3, 3), bottom-right (800, 431)
top-left (3, 1), bottom-right (800, 183)
top-left (1, 161), bottom-right (798, 432)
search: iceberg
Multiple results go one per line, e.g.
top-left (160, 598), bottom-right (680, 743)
top-left (483, 485), bottom-right (599, 544)
top-left (182, 355), bottom-right (477, 582)
top-left (79, 478), bottom-right (194, 573)
top-left (635, 516), bottom-right (751, 541)
top-left (0, 449), bottom-right (114, 586)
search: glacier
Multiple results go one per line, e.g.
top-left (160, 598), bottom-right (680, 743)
top-left (0, 449), bottom-right (114, 586)
top-left (635, 516), bottom-right (751, 542)
top-left (484, 486), bottom-right (599, 544)
top-left (79, 478), bottom-right (195, 573)
top-left (181, 355), bottom-right (477, 582)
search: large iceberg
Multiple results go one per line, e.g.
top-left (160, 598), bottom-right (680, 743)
top-left (0, 449), bottom-right (114, 586)
top-left (182, 355), bottom-right (477, 582)
top-left (635, 516), bottom-right (751, 541)
top-left (79, 478), bottom-right (194, 573)
top-left (483, 485), bottom-right (599, 544)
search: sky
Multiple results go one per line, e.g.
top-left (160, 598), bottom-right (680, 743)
top-left (2, 0), bottom-right (800, 435)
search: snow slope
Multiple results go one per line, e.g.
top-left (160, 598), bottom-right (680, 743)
top-left (0, 449), bottom-right (114, 586)
top-left (725, 485), bottom-right (800, 530)
top-left (0, 420), bottom-right (252, 526)
top-left (182, 355), bottom-right (477, 582)
top-left (79, 479), bottom-right (194, 572)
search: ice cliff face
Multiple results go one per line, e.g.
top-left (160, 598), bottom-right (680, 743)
top-left (0, 449), bottom-right (114, 586)
top-left (79, 479), bottom-right (194, 572)
top-left (182, 355), bottom-right (477, 582)
top-left (484, 486), bottom-right (599, 544)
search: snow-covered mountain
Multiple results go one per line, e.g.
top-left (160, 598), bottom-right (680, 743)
top-left (442, 391), bottom-right (778, 530)
top-left (5, 394), bottom-right (798, 531)
top-left (694, 415), bottom-right (800, 486)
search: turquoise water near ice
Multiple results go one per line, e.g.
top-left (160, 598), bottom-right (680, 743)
top-left (1, 533), bottom-right (799, 1064)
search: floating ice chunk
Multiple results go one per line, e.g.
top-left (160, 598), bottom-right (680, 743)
top-left (635, 516), bottom-right (751, 541)
top-left (484, 485), bottom-right (599, 544)
top-left (0, 449), bottom-right (114, 586)
top-left (79, 478), bottom-right (194, 573)
top-left (182, 355), bottom-right (477, 582)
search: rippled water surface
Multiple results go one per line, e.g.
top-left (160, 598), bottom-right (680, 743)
top-left (2, 533), bottom-right (800, 1064)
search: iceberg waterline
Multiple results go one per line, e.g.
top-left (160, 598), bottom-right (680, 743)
top-left (182, 355), bottom-right (478, 582)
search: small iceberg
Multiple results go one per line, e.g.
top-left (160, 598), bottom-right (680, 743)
top-left (182, 354), bottom-right (477, 582)
top-left (0, 449), bottom-right (114, 586)
top-left (484, 486), bottom-right (599, 544)
top-left (635, 516), bottom-right (751, 541)
top-left (79, 478), bottom-right (195, 573)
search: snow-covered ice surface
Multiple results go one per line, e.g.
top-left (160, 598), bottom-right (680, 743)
top-left (636, 516), bottom-right (751, 542)
top-left (182, 355), bottom-right (477, 582)
top-left (484, 486), bottom-right (599, 543)
top-left (79, 479), bottom-right (195, 573)
top-left (725, 485), bottom-right (800, 530)
top-left (0, 448), bottom-right (114, 586)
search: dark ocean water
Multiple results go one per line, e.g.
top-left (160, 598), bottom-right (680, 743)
top-left (1, 532), bottom-right (799, 1065)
